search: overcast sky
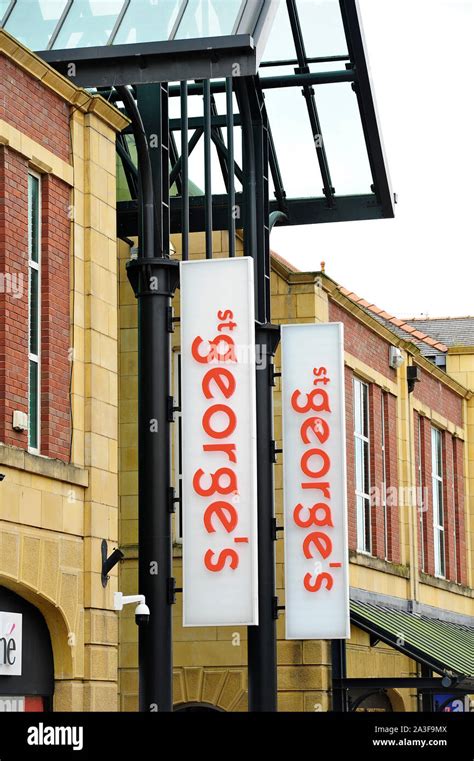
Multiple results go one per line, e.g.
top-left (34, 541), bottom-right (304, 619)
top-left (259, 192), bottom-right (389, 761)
top-left (271, 0), bottom-right (473, 318)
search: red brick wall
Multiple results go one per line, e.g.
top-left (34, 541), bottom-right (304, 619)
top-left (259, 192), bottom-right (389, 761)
top-left (329, 300), bottom-right (396, 381)
top-left (0, 60), bottom-right (71, 462)
top-left (0, 55), bottom-right (70, 162)
top-left (0, 146), bottom-right (29, 448)
top-left (40, 175), bottom-right (71, 461)
top-left (414, 367), bottom-right (463, 428)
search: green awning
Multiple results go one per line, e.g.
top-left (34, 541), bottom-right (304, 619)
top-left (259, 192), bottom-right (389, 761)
top-left (350, 600), bottom-right (474, 683)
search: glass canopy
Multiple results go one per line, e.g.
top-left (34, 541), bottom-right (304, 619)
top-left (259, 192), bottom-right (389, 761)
top-left (1, 0), bottom-right (271, 50)
top-left (0, 0), bottom-right (394, 225)
top-left (0, 0), bottom-right (279, 84)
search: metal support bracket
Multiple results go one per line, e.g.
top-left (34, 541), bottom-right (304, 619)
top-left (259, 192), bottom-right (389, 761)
top-left (272, 596), bottom-right (285, 620)
top-left (270, 364), bottom-right (281, 387)
top-left (167, 306), bottom-right (174, 333)
top-left (167, 577), bottom-right (177, 605)
top-left (271, 440), bottom-right (283, 463)
top-left (168, 486), bottom-right (181, 514)
top-left (167, 396), bottom-right (175, 423)
top-left (272, 518), bottom-right (284, 541)
top-left (101, 539), bottom-right (125, 588)
top-left (126, 256), bottom-right (180, 299)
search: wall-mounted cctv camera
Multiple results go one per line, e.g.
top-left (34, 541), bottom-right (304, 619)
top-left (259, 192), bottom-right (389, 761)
top-left (114, 592), bottom-right (150, 626)
top-left (134, 602), bottom-right (150, 626)
top-left (389, 346), bottom-right (405, 370)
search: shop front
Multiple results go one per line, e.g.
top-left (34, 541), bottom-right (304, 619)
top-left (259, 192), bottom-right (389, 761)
top-left (0, 587), bottom-right (54, 712)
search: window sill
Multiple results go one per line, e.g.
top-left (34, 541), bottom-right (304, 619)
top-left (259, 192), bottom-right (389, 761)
top-left (419, 572), bottom-right (473, 597)
top-left (0, 443), bottom-right (88, 487)
top-left (349, 550), bottom-right (410, 578)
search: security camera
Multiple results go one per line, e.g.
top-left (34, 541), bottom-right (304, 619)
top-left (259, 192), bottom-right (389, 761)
top-left (114, 592), bottom-right (150, 627)
top-left (0, 474), bottom-right (5, 481)
top-left (135, 602), bottom-right (150, 626)
top-left (389, 346), bottom-right (405, 370)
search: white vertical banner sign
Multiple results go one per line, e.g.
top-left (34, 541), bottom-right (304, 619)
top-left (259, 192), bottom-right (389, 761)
top-left (281, 323), bottom-right (349, 639)
top-left (180, 257), bottom-right (259, 626)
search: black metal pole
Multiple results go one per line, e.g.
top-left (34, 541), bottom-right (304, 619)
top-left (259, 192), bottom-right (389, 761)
top-left (249, 324), bottom-right (280, 712)
top-left (226, 77), bottom-right (236, 258)
top-left (203, 79), bottom-right (213, 258)
top-left (117, 84), bottom-right (178, 713)
top-left (331, 639), bottom-right (349, 712)
top-left (236, 77), bottom-right (279, 712)
top-left (420, 664), bottom-right (434, 712)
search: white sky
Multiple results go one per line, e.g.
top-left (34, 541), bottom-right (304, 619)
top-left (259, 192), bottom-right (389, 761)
top-left (271, 0), bottom-right (474, 318)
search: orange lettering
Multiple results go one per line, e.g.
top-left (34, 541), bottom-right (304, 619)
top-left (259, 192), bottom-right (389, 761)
top-left (303, 531), bottom-right (332, 560)
top-left (202, 367), bottom-right (236, 400)
top-left (204, 501), bottom-right (238, 534)
top-left (202, 404), bottom-right (236, 439)
top-left (304, 571), bottom-right (333, 592)
top-left (204, 548), bottom-right (239, 572)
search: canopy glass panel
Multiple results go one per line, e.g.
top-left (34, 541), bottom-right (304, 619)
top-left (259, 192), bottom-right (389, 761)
top-left (2, 0), bottom-right (261, 49)
top-left (4, 0), bottom-right (68, 50)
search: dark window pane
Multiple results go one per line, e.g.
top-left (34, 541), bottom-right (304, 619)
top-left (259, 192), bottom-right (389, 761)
top-left (437, 479), bottom-right (444, 525)
top-left (28, 175), bottom-right (40, 263)
top-left (361, 383), bottom-right (369, 437)
top-left (438, 531), bottom-right (445, 577)
top-left (29, 360), bottom-right (38, 450)
top-left (355, 437), bottom-right (364, 492)
top-left (29, 268), bottom-right (39, 355)
top-left (364, 497), bottom-right (371, 554)
top-left (363, 439), bottom-right (370, 493)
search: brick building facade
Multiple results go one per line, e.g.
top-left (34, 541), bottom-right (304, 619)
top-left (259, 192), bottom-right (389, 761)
top-left (0, 31), bottom-right (128, 711)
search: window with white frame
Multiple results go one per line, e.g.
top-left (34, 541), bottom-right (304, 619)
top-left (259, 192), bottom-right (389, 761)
top-left (381, 392), bottom-right (388, 560)
top-left (354, 378), bottom-right (371, 553)
top-left (431, 426), bottom-right (445, 578)
top-left (418, 416), bottom-right (426, 572)
top-left (28, 173), bottom-right (41, 453)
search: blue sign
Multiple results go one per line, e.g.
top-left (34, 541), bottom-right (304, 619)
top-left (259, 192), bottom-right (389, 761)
top-left (434, 694), bottom-right (468, 712)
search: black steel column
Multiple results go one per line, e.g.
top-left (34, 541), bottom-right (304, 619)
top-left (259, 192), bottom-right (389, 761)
top-left (236, 77), bottom-right (279, 712)
top-left (420, 664), bottom-right (434, 712)
top-left (118, 84), bottom-right (178, 712)
top-left (331, 639), bottom-right (349, 712)
top-left (249, 324), bottom-right (280, 711)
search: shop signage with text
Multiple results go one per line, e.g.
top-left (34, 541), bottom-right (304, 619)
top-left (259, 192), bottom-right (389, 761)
top-left (281, 323), bottom-right (349, 639)
top-left (0, 612), bottom-right (22, 675)
top-left (180, 257), bottom-right (259, 626)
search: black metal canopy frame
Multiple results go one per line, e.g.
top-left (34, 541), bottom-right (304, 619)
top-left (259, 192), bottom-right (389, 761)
top-left (102, 0), bottom-right (394, 238)
top-left (19, 0), bottom-right (395, 712)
